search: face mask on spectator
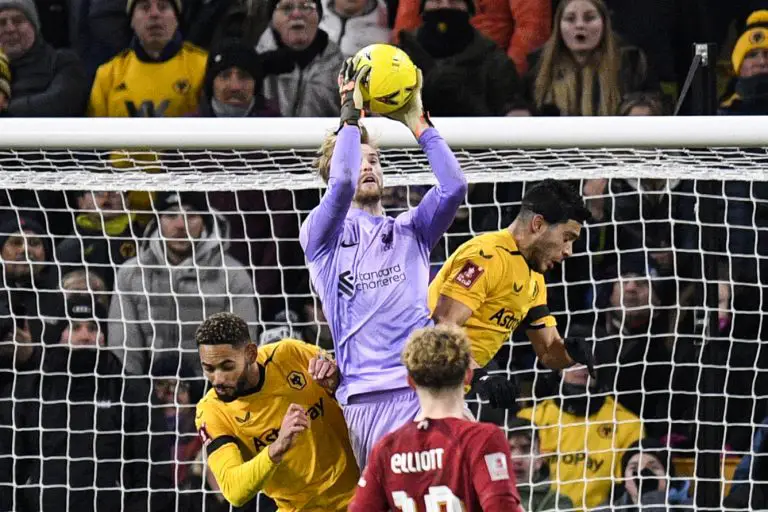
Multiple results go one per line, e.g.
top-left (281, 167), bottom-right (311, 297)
top-left (419, 8), bottom-right (472, 56)
top-left (736, 74), bottom-right (768, 101)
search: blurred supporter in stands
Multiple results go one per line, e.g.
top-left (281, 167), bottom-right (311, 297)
top-left (320, 0), bottom-right (389, 57)
top-left (728, 415), bottom-right (768, 509)
top-left (0, 300), bottom-right (34, 512)
top-left (506, 417), bottom-right (573, 512)
top-left (720, 10), bottom-right (768, 115)
top-left (0, 0), bottom-right (88, 116)
top-left (518, 361), bottom-right (643, 509)
top-left (88, 0), bottom-right (207, 117)
top-left (10, 294), bottom-right (173, 512)
top-left (525, 0), bottom-right (657, 116)
top-left (56, 190), bottom-right (139, 293)
top-left (0, 214), bottom-right (65, 345)
top-left (397, 0), bottom-right (520, 116)
top-left (194, 38), bottom-right (280, 117)
top-left (0, 49), bottom-right (9, 114)
top-left (393, 0), bottom-right (549, 75)
top-left (594, 438), bottom-right (693, 512)
top-left (303, 296), bottom-right (333, 350)
top-left (108, 192), bottom-right (258, 376)
top-left (149, 354), bottom-right (206, 510)
top-left (581, 175), bottom-right (696, 297)
top-left (256, 0), bottom-right (343, 116)
top-left (180, 0), bottom-right (271, 51)
top-left (61, 268), bottom-right (111, 309)
top-left (619, 90), bottom-right (666, 115)
top-left (587, 255), bottom-right (673, 437)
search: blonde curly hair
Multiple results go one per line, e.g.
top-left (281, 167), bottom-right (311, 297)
top-left (314, 124), bottom-right (376, 184)
top-left (402, 324), bottom-right (471, 390)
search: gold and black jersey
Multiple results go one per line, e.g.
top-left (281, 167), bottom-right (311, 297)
top-left (195, 339), bottom-right (359, 511)
top-left (428, 229), bottom-right (557, 367)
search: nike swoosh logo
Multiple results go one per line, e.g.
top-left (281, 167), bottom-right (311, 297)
top-left (341, 241), bottom-right (358, 248)
top-left (479, 250), bottom-right (493, 259)
top-left (513, 282), bottom-right (523, 293)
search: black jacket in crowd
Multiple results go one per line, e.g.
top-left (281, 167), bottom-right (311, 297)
top-left (10, 346), bottom-right (173, 512)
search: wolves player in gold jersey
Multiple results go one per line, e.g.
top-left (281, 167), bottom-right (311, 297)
top-left (428, 179), bottom-right (595, 409)
top-left (194, 312), bottom-right (358, 510)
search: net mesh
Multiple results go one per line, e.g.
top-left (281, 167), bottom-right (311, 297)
top-left (0, 146), bottom-right (767, 190)
top-left (0, 141), bottom-right (766, 512)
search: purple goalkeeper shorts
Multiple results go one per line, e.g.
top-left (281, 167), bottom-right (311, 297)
top-left (343, 387), bottom-right (421, 470)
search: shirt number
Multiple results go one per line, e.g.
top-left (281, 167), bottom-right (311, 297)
top-left (392, 486), bottom-right (463, 511)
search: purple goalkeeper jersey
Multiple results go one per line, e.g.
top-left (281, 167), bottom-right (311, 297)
top-left (300, 125), bottom-right (467, 405)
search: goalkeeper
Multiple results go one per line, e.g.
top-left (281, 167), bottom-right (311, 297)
top-left (300, 57), bottom-right (467, 469)
top-left (428, 179), bottom-right (595, 411)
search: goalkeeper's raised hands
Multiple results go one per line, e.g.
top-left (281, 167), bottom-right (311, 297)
top-left (338, 56), bottom-right (370, 129)
top-left (385, 68), bottom-right (433, 139)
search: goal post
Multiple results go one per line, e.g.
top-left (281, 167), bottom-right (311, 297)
top-left (2, 116), bottom-right (768, 150)
top-left (0, 116), bottom-right (766, 511)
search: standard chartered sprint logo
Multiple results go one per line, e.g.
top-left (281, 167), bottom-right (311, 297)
top-left (339, 265), bottom-right (406, 297)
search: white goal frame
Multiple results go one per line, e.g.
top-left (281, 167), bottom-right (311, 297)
top-left (2, 115), bottom-right (767, 149)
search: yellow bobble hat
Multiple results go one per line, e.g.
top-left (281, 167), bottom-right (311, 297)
top-left (732, 10), bottom-right (768, 74)
top-left (0, 49), bottom-right (10, 100)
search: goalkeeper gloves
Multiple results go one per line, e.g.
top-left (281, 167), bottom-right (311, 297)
top-left (384, 68), bottom-right (433, 139)
top-left (564, 337), bottom-right (597, 380)
top-left (471, 368), bottom-right (520, 412)
top-left (337, 57), bottom-right (370, 130)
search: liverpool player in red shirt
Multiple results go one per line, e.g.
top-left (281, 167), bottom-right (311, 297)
top-left (349, 324), bottom-right (522, 511)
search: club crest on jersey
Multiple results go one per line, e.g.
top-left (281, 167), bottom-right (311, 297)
top-left (597, 423), bottom-right (614, 439)
top-left (484, 452), bottom-right (510, 481)
top-left (173, 79), bottom-right (191, 94)
top-left (454, 261), bottom-right (484, 289)
top-left (287, 370), bottom-right (307, 390)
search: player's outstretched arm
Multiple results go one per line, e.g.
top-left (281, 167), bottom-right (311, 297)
top-left (199, 404), bottom-right (308, 507)
top-left (386, 70), bottom-right (468, 249)
top-left (300, 59), bottom-right (371, 261)
top-left (527, 326), bottom-right (596, 377)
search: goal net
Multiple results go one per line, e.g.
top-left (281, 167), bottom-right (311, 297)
top-left (0, 116), bottom-right (766, 511)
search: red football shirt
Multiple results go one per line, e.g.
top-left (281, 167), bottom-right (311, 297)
top-left (349, 417), bottom-right (522, 512)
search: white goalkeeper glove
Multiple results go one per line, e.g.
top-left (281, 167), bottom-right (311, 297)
top-left (385, 68), bottom-right (433, 139)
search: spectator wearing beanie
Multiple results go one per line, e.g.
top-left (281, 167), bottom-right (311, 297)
top-left (256, 0), bottom-right (343, 117)
top-left (0, 214), bottom-right (65, 345)
top-left (720, 10), bottom-right (768, 115)
top-left (319, 0), bottom-right (390, 57)
top-left (397, 0), bottom-right (520, 116)
top-left (88, 0), bottom-right (207, 117)
top-left (55, 190), bottom-right (140, 293)
top-left (109, 191), bottom-right (258, 377)
top-left (0, 49), bottom-right (9, 113)
top-left (10, 292), bottom-right (174, 512)
top-left (194, 38), bottom-right (281, 117)
top-left (393, 0), bottom-right (550, 75)
top-left (0, 0), bottom-right (88, 116)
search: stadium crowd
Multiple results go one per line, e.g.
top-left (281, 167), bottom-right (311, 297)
top-left (0, 0), bottom-right (768, 510)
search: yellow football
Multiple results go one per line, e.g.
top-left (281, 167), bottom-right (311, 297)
top-left (354, 44), bottom-right (418, 115)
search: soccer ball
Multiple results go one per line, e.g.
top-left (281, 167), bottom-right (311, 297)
top-left (354, 44), bottom-right (418, 115)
